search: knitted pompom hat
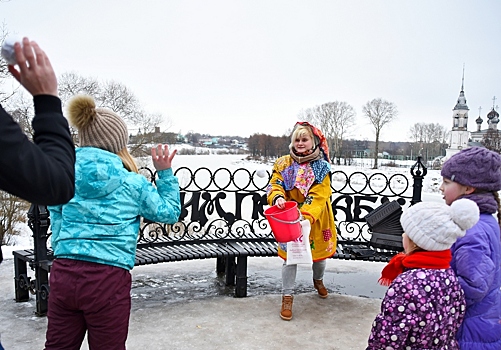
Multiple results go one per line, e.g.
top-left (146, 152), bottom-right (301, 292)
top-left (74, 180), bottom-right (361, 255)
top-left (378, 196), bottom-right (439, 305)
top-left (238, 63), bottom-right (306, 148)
top-left (67, 94), bottom-right (128, 154)
top-left (400, 198), bottom-right (479, 251)
top-left (441, 147), bottom-right (501, 191)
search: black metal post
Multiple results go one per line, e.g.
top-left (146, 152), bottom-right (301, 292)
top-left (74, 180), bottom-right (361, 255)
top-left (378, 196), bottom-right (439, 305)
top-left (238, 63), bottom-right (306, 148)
top-left (28, 204), bottom-right (51, 316)
top-left (410, 156), bottom-right (428, 205)
top-left (216, 257), bottom-right (226, 275)
top-left (13, 252), bottom-right (30, 302)
top-left (225, 257), bottom-right (236, 286)
top-left (235, 256), bottom-right (248, 298)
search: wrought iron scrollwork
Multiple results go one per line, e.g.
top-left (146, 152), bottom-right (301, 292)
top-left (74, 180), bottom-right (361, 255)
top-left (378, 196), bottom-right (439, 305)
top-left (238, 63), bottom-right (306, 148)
top-left (137, 158), bottom-right (426, 245)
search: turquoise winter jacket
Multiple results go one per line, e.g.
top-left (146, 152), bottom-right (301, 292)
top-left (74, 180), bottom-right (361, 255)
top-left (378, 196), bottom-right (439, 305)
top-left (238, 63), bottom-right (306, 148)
top-left (48, 147), bottom-right (181, 270)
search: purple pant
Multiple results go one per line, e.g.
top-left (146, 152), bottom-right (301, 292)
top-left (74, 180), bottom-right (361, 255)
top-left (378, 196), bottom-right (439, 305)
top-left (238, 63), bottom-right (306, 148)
top-left (44, 259), bottom-right (132, 350)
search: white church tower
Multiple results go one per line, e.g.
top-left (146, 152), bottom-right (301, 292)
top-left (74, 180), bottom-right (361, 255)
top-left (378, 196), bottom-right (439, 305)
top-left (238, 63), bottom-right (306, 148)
top-left (445, 69), bottom-right (470, 159)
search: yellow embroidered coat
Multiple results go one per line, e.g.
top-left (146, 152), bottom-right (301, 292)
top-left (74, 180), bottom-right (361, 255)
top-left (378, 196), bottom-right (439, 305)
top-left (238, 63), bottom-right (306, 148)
top-left (267, 155), bottom-right (337, 261)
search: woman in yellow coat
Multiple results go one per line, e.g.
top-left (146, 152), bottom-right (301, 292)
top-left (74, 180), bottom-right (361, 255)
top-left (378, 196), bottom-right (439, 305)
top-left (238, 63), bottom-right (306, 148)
top-left (267, 121), bottom-right (337, 321)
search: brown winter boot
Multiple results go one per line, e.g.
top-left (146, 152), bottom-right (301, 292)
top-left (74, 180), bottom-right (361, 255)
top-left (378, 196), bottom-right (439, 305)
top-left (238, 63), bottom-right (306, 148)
top-left (280, 295), bottom-right (294, 321)
top-left (313, 279), bottom-right (328, 298)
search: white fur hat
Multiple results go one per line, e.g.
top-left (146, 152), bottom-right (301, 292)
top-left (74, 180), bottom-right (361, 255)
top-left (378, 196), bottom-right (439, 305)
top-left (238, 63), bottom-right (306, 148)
top-left (400, 199), bottom-right (479, 251)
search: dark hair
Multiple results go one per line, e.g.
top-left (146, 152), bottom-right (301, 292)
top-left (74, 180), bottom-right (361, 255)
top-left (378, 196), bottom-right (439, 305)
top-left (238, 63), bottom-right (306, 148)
top-left (494, 191), bottom-right (501, 232)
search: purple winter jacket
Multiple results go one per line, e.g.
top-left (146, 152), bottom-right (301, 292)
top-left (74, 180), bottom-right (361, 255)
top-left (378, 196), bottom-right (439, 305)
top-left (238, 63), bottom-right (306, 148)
top-left (451, 213), bottom-right (501, 350)
top-left (367, 267), bottom-right (465, 349)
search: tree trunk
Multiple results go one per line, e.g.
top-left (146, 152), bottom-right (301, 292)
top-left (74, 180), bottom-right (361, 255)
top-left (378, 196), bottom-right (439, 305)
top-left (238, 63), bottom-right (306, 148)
top-left (373, 131), bottom-right (380, 169)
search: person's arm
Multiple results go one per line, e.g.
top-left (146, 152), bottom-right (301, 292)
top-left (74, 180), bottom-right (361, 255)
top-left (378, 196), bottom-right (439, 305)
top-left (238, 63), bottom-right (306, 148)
top-left (266, 156), bottom-right (289, 207)
top-left (0, 38), bottom-right (75, 205)
top-left (453, 226), bottom-right (496, 306)
top-left (137, 168), bottom-right (181, 223)
top-left (0, 98), bottom-right (75, 205)
top-left (138, 144), bottom-right (181, 223)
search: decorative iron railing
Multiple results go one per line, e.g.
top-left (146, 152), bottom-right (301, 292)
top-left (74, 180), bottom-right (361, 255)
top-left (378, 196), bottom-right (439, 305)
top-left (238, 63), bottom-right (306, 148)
top-left (138, 156), bottom-right (428, 246)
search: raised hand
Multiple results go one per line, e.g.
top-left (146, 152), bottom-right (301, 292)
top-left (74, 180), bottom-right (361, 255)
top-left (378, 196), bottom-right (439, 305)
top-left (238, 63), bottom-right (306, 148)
top-left (151, 144), bottom-right (177, 171)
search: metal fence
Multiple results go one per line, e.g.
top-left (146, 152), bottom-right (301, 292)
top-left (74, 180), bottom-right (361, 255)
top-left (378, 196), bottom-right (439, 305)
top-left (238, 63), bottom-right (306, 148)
top-left (138, 156), bottom-right (428, 245)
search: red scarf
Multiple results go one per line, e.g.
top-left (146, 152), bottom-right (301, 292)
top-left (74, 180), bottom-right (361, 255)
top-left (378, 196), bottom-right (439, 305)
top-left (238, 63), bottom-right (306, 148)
top-left (378, 250), bottom-right (452, 286)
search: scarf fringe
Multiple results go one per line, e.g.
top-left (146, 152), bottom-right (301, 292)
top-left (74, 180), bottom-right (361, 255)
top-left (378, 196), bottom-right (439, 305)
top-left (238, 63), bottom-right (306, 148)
top-left (378, 277), bottom-right (392, 287)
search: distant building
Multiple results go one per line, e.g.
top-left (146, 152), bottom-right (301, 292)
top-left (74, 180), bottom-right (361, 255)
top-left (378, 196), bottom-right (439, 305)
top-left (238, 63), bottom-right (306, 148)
top-left (444, 70), bottom-right (500, 159)
top-left (445, 72), bottom-right (470, 159)
top-left (470, 100), bottom-right (500, 143)
top-left (198, 137), bottom-right (219, 147)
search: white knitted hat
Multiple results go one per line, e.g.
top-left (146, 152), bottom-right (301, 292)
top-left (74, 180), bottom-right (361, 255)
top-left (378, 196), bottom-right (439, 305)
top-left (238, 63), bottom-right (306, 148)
top-left (400, 199), bottom-right (479, 251)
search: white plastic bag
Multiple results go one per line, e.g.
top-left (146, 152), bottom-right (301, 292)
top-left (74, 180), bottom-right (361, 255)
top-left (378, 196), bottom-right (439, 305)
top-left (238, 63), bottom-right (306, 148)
top-left (286, 219), bottom-right (312, 265)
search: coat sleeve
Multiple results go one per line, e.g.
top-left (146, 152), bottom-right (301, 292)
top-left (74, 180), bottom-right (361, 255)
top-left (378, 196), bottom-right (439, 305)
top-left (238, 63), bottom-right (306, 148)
top-left (0, 96), bottom-right (75, 205)
top-left (453, 226), bottom-right (496, 306)
top-left (300, 174), bottom-right (332, 224)
top-left (136, 168), bottom-right (181, 224)
top-left (267, 161), bottom-right (286, 206)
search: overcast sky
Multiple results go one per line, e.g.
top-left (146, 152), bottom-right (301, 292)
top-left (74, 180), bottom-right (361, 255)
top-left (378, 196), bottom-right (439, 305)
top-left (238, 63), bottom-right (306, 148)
top-left (2, 0), bottom-right (500, 141)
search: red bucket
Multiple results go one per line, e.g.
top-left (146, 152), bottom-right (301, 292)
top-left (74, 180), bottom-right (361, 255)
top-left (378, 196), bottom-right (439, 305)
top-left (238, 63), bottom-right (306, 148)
top-left (264, 201), bottom-right (302, 242)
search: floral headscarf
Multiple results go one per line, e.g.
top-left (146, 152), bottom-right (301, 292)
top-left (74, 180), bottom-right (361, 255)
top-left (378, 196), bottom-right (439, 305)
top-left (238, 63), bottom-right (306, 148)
top-left (293, 121), bottom-right (330, 163)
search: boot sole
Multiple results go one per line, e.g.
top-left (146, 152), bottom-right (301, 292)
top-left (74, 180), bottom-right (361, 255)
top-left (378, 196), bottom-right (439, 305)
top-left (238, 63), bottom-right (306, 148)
top-left (280, 314), bottom-right (292, 321)
top-left (314, 287), bottom-right (328, 298)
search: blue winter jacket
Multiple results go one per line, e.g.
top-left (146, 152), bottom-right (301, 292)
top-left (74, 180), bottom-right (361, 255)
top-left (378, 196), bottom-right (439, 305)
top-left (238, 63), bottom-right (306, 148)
top-left (48, 147), bottom-right (181, 271)
top-left (451, 213), bottom-right (501, 350)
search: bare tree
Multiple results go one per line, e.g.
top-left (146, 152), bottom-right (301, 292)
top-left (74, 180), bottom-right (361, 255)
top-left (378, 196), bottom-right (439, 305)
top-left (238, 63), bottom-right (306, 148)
top-left (482, 129), bottom-right (501, 153)
top-left (425, 123), bottom-right (448, 159)
top-left (1, 91), bottom-right (33, 138)
top-left (58, 72), bottom-right (169, 155)
top-left (316, 102), bottom-right (355, 163)
top-left (0, 22), bottom-right (18, 103)
top-left (98, 80), bottom-right (140, 120)
top-left (0, 23), bottom-right (8, 81)
top-left (248, 133), bottom-right (289, 159)
top-left (409, 123), bottom-right (425, 143)
top-left (362, 98), bottom-right (398, 169)
top-left (298, 101), bottom-right (356, 163)
top-left (297, 107), bottom-right (316, 122)
top-left (409, 122), bottom-right (448, 160)
top-left (185, 131), bottom-right (201, 145)
top-left (58, 72), bottom-right (101, 102)
top-left (0, 191), bottom-right (29, 245)
top-left (59, 73), bottom-right (139, 121)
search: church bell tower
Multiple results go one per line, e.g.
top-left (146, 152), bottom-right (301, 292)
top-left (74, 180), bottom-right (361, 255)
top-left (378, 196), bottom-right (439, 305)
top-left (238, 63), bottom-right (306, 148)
top-left (446, 67), bottom-right (470, 159)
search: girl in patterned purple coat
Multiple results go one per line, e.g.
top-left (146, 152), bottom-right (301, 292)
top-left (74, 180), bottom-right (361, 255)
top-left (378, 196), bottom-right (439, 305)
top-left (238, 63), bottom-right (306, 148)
top-left (367, 198), bottom-right (479, 350)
